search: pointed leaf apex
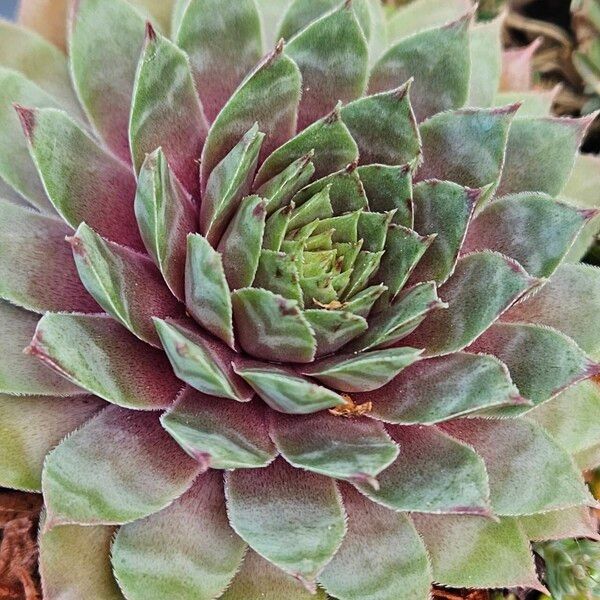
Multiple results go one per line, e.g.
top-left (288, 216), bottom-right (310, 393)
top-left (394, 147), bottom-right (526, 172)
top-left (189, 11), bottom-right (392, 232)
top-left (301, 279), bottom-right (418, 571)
top-left (325, 103), bottom-right (343, 124)
top-left (145, 20), bottom-right (157, 43)
top-left (346, 158), bottom-right (359, 173)
top-left (14, 104), bottom-right (36, 139)
top-left (393, 78), bottom-right (413, 101)
top-left (294, 574), bottom-right (318, 594)
top-left (579, 207), bottom-right (600, 221)
top-left (586, 362), bottom-right (600, 379)
top-left (274, 38), bottom-right (285, 56)
top-left (350, 473), bottom-right (380, 491)
top-left (493, 102), bottom-right (522, 116)
top-left (446, 5), bottom-right (477, 30)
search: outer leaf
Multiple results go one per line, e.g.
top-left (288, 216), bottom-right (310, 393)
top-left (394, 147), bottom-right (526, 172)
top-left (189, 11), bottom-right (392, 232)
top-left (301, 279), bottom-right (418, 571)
top-left (500, 39), bottom-right (540, 92)
top-left (320, 484), bottom-right (432, 600)
top-left (154, 318), bottom-right (253, 402)
top-left (370, 13), bottom-right (472, 122)
top-left (269, 411), bottom-right (399, 485)
top-left (413, 514), bottom-right (541, 590)
top-left (130, 24), bottom-right (208, 196)
top-left (404, 252), bottom-right (535, 356)
top-left (134, 148), bottom-right (197, 301)
top-left (112, 472), bottom-right (246, 600)
top-left (340, 82), bottom-right (420, 166)
top-left (40, 525), bottom-right (124, 600)
top-left (285, 2), bottom-right (368, 129)
top-left (19, 106), bottom-right (143, 250)
top-left (231, 288), bottom-right (316, 363)
top-left (355, 424), bottom-right (491, 515)
top-left (463, 193), bottom-right (591, 278)
top-left (70, 0), bottom-right (146, 162)
top-left (0, 200), bottom-right (99, 313)
top-left (233, 359), bottom-right (345, 414)
top-left (519, 507), bottom-right (600, 542)
top-left (468, 18), bottom-right (502, 107)
top-left (417, 105), bottom-right (518, 191)
top-left (175, 0), bottom-right (262, 122)
top-left (28, 313), bottom-right (182, 410)
top-left (200, 44), bottom-right (301, 184)
top-left (0, 394), bottom-right (104, 492)
top-left (185, 234), bottom-right (234, 348)
top-left (363, 352), bottom-right (523, 424)
top-left (42, 406), bottom-right (200, 526)
top-left (70, 223), bottom-right (183, 347)
top-left (18, 0), bottom-right (69, 51)
top-left (303, 309), bottom-right (368, 357)
top-left (225, 458), bottom-right (346, 586)
top-left (161, 388), bottom-right (276, 469)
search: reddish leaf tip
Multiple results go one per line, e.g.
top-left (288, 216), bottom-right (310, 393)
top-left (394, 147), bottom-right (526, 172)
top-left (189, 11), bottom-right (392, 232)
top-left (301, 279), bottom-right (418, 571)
top-left (350, 473), bottom-right (380, 491)
top-left (579, 207), bottom-right (600, 221)
top-left (346, 158), bottom-right (359, 173)
top-left (293, 574), bottom-right (318, 595)
top-left (586, 362), bottom-right (600, 379)
top-left (492, 102), bottom-right (522, 116)
top-left (145, 20), bottom-right (157, 43)
top-left (13, 104), bottom-right (36, 139)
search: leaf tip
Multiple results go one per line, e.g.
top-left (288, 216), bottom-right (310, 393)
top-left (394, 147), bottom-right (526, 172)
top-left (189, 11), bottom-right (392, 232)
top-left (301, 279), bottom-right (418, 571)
top-left (13, 104), bottom-right (36, 140)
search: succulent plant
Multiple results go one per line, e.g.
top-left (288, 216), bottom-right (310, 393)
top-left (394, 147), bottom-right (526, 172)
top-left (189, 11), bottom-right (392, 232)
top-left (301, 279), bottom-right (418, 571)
top-left (1, 0), bottom-right (600, 599)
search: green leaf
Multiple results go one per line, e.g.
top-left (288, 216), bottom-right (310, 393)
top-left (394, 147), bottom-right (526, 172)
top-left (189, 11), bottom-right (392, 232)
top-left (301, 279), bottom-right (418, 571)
top-left (127, 0), bottom-right (177, 33)
top-left (70, 223), bottom-right (183, 347)
top-left (285, 2), bottom-right (368, 129)
top-left (231, 288), bottom-right (316, 363)
top-left (341, 81), bottom-right (420, 166)
top-left (370, 13), bottom-right (472, 122)
top-left (356, 424), bottom-right (491, 515)
top-left (233, 360), bottom-right (346, 414)
top-left (342, 284), bottom-right (387, 317)
top-left (28, 313), bottom-right (183, 410)
top-left (70, 0), bottom-right (146, 162)
top-left (40, 524), bottom-right (124, 600)
top-left (442, 419), bottom-right (592, 516)
top-left (43, 406), bottom-right (200, 526)
top-left (134, 148), bottom-right (197, 301)
top-left (153, 318), bottom-right (253, 402)
top-left (320, 485), bottom-right (432, 600)
top-left (357, 211), bottom-right (394, 252)
top-left (112, 472), bottom-right (246, 600)
top-left (255, 105), bottom-right (358, 187)
top-left (288, 185), bottom-right (333, 230)
top-left (405, 252), bottom-right (535, 356)
top-left (200, 44), bottom-right (301, 185)
top-left (519, 506), bottom-right (600, 542)
top-left (468, 18), bottom-right (502, 107)
top-left (342, 250), bottom-right (384, 299)
top-left (495, 90), bottom-right (556, 118)
top-left (302, 308), bottom-right (368, 356)
top-left (161, 388), bottom-right (276, 469)
top-left (0, 394), bottom-right (103, 492)
top-left (302, 348), bottom-right (423, 393)
top-left (176, 0), bottom-right (262, 121)
top-left (365, 352), bottom-right (523, 424)
top-left (225, 458), bottom-right (346, 586)
top-left (413, 514), bottom-right (541, 589)
top-left (253, 250), bottom-right (303, 303)
top-left (464, 193), bottom-right (590, 278)
top-left (130, 24), bottom-right (207, 196)
top-left (185, 234), bottom-right (234, 349)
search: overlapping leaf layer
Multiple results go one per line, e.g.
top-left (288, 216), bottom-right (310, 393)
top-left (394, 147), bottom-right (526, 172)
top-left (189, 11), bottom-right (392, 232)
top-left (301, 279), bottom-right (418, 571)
top-left (2, 0), bottom-right (600, 598)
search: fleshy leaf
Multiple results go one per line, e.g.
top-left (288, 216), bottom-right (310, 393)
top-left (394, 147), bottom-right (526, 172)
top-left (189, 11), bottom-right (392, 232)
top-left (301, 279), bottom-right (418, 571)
top-left (500, 38), bottom-right (541, 92)
top-left (154, 318), bottom-right (253, 402)
top-left (253, 250), bottom-right (303, 302)
top-left (519, 506), bottom-right (600, 542)
top-left (404, 252), bottom-right (535, 356)
top-left (40, 525), bottom-right (124, 600)
top-left (269, 411), bottom-right (399, 484)
top-left (0, 394), bottom-right (104, 492)
top-left (112, 472), bottom-right (246, 600)
top-left (161, 387), bottom-right (276, 469)
top-left (302, 309), bottom-right (368, 357)
top-left (254, 106), bottom-right (359, 187)
top-left (18, 0), bottom-right (69, 51)
top-left (70, 0), bottom-right (146, 163)
top-left (130, 23), bottom-right (208, 196)
top-left (176, 0), bottom-right (263, 122)
top-left (231, 288), bottom-right (316, 363)
top-left (0, 200), bottom-right (100, 314)
top-left (70, 223), bottom-right (183, 347)
top-left (19, 106), bottom-right (143, 250)
top-left (363, 352), bottom-right (523, 424)
top-left (225, 458), bottom-right (346, 585)
top-left (285, 2), bottom-right (368, 129)
top-left (301, 348), bottom-right (423, 393)
top-left (442, 419), bottom-right (592, 516)
top-left (320, 484), bottom-right (432, 600)
top-left (0, 301), bottom-right (82, 397)
top-left (200, 43), bottom-right (301, 185)
top-left (463, 193), bottom-right (591, 278)
top-left (413, 514), bottom-right (541, 590)
top-left (42, 406), bottom-right (200, 526)
top-left (408, 181), bottom-right (478, 285)
top-left (218, 195), bottom-right (266, 289)
top-left (185, 234), bottom-right (234, 348)
top-left (502, 263), bottom-right (600, 359)
top-left (28, 313), bottom-right (182, 410)
top-left (355, 424), bottom-right (491, 516)
top-left (370, 13), bottom-right (472, 122)
top-left (200, 125), bottom-right (264, 245)
top-left (417, 106), bottom-right (518, 191)
top-left (233, 359), bottom-right (345, 414)
top-left (468, 18), bottom-right (502, 107)
top-left (134, 148), bottom-right (197, 301)
top-left (497, 115), bottom-right (595, 197)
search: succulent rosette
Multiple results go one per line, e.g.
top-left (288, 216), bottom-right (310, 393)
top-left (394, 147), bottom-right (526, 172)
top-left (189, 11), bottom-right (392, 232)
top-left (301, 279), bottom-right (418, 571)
top-left (2, 0), bottom-right (600, 598)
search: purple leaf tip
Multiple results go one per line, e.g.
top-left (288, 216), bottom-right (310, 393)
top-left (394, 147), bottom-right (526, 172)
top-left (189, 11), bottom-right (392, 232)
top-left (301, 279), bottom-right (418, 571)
top-left (13, 104), bottom-right (36, 140)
